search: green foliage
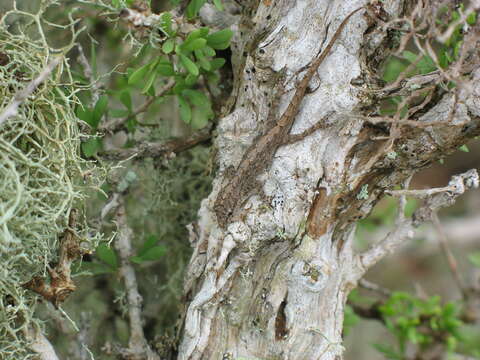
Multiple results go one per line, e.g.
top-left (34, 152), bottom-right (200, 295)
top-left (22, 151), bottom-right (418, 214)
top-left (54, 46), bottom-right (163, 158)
top-left (458, 144), bottom-right (469, 152)
top-left (73, 0), bottom-right (231, 140)
top-left (77, 95), bottom-right (109, 157)
top-left (467, 252), bottom-right (480, 267)
top-left (343, 305), bottom-right (360, 335)
top-left (186, 0), bottom-right (208, 19)
top-left (377, 292), bottom-right (464, 357)
top-left (96, 243), bottom-right (119, 269)
top-left (381, 4), bottom-right (476, 116)
top-left (130, 234), bottom-right (166, 264)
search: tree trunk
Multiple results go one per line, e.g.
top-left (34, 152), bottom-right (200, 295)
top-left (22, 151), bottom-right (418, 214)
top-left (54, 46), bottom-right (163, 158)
top-left (178, 1), bottom-right (480, 359)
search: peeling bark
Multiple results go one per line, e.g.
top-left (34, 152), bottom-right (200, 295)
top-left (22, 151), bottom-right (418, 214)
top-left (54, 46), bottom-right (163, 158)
top-left (178, 0), bottom-right (480, 359)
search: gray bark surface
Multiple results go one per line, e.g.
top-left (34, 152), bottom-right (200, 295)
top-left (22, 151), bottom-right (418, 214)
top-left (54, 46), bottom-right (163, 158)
top-left (178, 1), bottom-right (480, 359)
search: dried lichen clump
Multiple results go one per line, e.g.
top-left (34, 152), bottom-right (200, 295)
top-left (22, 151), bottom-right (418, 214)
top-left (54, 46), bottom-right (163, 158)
top-left (0, 6), bottom-right (100, 358)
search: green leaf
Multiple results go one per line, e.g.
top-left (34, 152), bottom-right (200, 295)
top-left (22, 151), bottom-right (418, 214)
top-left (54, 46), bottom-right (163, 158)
top-left (213, 0), bottom-right (223, 11)
top-left (173, 77), bottom-right (186, 95)
top-left (178, 96), bottom-right (192, 123)
top-left (95, 243), bottom-right (118, 269)
top-left (119, 90), bottom-right (132, 110)
top-left (76, 106), bottom-right (94, 127)
top-left (403, 50), bottom-right (419, 64)
top-left (110, 109), bottom-right (130, 118)
top-left (383, 58), bottom-right (407, 82)
top-left (205, 72), bottom-right (220, 84)
top-left (438, 48), bottom-right (451, 69)
top-left (191, 106), bottom-right (211, 129)
top-left (206, 29), bottom-right (233, 50)
top-left (126, 116), bottom-right (137, 133)
top-left (138, 245), bottom-right (166, 261)
top-left (162, 39), bottom-right (175, 54)
top-left (185, 29), bottom-right (204, 43)
top-left (453, 40), bottom-right (463, 59)
top-left (186, 0), bottom-right (207, 19)
top-left (80, 262), bottom-right (115, 275)
top-left (183, 89), bottom-right (209, 107)
top-left (372, 344), bottom-right (403, 360)
top-left (179, 54), bottom-right (199, 76)
top-left (203, 46), bottom-right (216, 57)
top-left (417, 56), bottom-right (436, 74)
top-left (160, 12), bottom-right (174, 36)
top-left (466, 11), bottom-right (477, 25)
top-left (468, 252), bottom-right (480, 267)
top-left (459, 144), bottom-right (469, 152)
top-left (82, 138), bottom-right (102, 158)
top-left (147, 83), bottom-right (156, 96)
top-left (210, 58), bottom-right (226, 71)
top-left (402, 51), bottom-right (436, 74)
top-left (195, 49), bottom-right (211, 70)
top-left (181, 38), bottom-right (207, 52)
top-left (142, 71), bottom-right (158, 94)
top-left (157, 62), bottom-right (175, 76)
top-left (138, 234), bottom-right (159, 257)
top-left (130, 256), bottom-right (144, 264)
top-left (92, 95), bottom-right (108, 128)
top-left (184, 74), bottom-right (198, 86)
top-left (185, 27), bottom-right (209, 42)
top-left (128, 63), bottom-right (151, 85)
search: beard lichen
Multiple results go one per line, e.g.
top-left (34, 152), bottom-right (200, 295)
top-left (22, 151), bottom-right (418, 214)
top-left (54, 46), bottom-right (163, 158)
top-left (0, 2), bottom-right (102, 358)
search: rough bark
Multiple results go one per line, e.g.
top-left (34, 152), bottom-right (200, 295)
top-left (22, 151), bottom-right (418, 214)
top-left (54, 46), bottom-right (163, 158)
top-left (178, 1), bottom-right (480, 359)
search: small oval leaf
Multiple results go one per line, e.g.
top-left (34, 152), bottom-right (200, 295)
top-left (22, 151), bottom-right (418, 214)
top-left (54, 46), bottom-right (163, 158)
top-left (162, 39), bottom-right (175, 54)
top-left (178, 96), bottom-right (192, 124)
top-left (179, 54), bottom-right (199, 76)
top-left (96, 243), bottom-right (118, 269)
top-left (139, 246), bottom-right (166, 261)
top-left (128, 63), bottom-right (150, 85)
top-left (206, 29), bottom-right (233, 50)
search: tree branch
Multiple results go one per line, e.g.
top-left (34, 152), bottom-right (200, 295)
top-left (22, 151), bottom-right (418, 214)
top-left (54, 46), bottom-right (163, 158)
top-left (26, 326), bottom-right (60, 360)
top-left (23, 209), bottom-right (87, 307)
top-left (0, 57), bottom-right (61, 126)
top-left (99, 79), bottom-right (175, 133)
top-left (113, 195), bottom-right (160, 360)
top-left (102, 128), bottom-right (211, 161)
top-left (357, 169), bottom-right (479, 276)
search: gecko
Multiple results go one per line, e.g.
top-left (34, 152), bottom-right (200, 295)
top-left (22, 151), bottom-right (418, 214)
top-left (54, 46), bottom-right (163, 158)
top-left (214, 7), bottom-right (365, 229)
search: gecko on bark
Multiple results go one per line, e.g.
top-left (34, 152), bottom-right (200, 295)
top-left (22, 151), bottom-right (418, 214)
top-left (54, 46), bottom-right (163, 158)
top-left (214, 7), bottom-right (365, 229)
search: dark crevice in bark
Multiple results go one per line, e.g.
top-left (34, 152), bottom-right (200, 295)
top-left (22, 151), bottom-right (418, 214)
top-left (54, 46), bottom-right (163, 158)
top-left (274, 293), bottom-right (289, 341)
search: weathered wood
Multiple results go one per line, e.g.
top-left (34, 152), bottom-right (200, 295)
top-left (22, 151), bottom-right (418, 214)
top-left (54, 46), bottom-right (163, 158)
top-left (178, 0), bottom-right (480, 358)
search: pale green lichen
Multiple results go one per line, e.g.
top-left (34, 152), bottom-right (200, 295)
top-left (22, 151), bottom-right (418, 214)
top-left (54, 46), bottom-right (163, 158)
top-left (357, 184), bottom-right (369, 200)
top-left (0, 2), bottom-right (102, 357)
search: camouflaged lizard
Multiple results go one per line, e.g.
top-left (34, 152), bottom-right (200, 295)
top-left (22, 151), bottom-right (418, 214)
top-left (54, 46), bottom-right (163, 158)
top-left (214, 7), bottom-right (364, 229)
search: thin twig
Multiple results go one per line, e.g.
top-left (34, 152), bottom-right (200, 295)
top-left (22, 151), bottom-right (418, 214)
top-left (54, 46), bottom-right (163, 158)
top-left (357, 169), bottom-right (479, 276)
top-left (431, 213), bottom-right (469, 299)
top-left (358, 279), bottom-right (392, 298)
top-left (100, 79), bottom-right (175, 133)
top-left (386, 184), bottom-right (459, 198)
top-left (436, 2), bottom-right (480, 43)
top-left (348, 302), bottom-right (385, 323)
top-left (113, 195), bottom-right (160, 360)
top-left (102, 127), bottom-right (211, 161)
top-left (26, 326), bottom-right (60, 360)
top-left (0, 57), bottom-right (62, 126)
top-left (77, 43), bottom-right (101, 104)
